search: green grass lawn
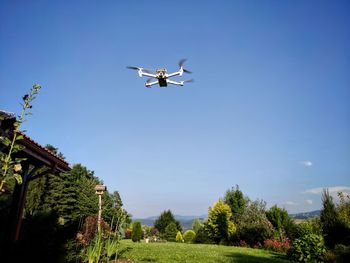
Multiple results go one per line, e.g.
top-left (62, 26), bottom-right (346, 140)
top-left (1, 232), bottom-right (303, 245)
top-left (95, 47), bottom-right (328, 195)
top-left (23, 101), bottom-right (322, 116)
top-left (117, 240), bottom-right (292, 263)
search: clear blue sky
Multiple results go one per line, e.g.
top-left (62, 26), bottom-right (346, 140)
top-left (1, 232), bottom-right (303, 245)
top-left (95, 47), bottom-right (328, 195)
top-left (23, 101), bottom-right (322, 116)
top-left (1, 0), bottom-right (349, 218)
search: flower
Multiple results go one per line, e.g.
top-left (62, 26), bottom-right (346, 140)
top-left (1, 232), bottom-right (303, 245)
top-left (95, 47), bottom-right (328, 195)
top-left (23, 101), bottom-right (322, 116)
top-left (14, 164), bottom-right (22, 173)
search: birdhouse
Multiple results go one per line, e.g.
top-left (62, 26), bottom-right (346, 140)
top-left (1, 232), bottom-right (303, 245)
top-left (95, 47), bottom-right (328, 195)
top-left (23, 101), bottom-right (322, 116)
top-left (95, 184), bottom-right (106, 195)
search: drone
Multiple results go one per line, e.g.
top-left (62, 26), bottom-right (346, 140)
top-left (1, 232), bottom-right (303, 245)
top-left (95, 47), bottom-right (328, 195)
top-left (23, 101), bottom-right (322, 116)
top-left (127, 59), bottom-right (193, 88)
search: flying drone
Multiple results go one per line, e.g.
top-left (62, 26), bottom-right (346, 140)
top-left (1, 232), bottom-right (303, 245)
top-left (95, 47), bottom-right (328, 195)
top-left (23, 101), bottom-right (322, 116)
top-left (127, 59), bottom-right (193, 88)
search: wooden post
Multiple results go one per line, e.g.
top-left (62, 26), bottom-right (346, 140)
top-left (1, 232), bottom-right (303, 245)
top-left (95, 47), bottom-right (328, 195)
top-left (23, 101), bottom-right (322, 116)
top-left (98, 194), bottom-right (102, 232)
top-left (95, 185), bottom-right (106, 232)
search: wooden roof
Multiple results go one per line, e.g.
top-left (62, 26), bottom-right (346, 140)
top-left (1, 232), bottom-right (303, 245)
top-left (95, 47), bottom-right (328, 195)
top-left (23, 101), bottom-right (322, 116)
top-left (0, 110), bottom-right (70, 173)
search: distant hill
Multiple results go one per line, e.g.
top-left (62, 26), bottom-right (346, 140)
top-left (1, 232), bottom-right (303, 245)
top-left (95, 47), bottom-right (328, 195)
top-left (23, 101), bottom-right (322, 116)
top-left (134, 215), bottom-right (207, 230)
top-left (289, 210), bottom-right (320, 219)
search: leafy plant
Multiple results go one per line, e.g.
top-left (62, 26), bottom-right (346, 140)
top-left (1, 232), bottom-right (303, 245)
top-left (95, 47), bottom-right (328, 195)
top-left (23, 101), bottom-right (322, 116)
top-left (82, 232), bottom-right (103, 263)
top-left (0, 84), bottom-right (41, 191)
top-left (288, 234), bottom-right (326, 262)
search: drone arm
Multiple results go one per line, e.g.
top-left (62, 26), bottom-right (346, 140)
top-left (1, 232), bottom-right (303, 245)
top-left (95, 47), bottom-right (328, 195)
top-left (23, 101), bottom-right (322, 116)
top-left (140, 71), bottom-right (157, 78)
top-left (166, 79), bottom-right (183, 86)
top-left (145, 80), bottom-right (159, 88)
top-left (166, 68), bottom-right (183, 78)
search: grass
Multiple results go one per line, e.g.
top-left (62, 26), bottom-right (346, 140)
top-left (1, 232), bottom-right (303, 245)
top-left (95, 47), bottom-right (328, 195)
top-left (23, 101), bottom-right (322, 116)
top-left (118, 240), bottom-right (292, 263)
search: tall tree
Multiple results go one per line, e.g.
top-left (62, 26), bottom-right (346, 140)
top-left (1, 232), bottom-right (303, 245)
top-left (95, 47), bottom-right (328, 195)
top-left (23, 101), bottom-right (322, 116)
top-left (131, 221), bottom-right (142, 242)
top-left (102, 190), bottom-right (131, 229)
top-left (154, 210), bottom-right (182, 234)
top-left (26, 164), bottom-right (100, 224)
top-left (320, 189), bottom-right (350, 248)
top-left (223, 185), bottom-right (248, 223)
top-left (266, 205), bottom-right (292, 238)
top-left (206, 200), bottom-right (236, 244)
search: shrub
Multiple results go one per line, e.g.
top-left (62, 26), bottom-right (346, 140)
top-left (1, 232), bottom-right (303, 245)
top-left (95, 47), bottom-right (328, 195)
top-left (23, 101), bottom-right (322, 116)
top-left (176, 231), bottom-right (184, 242)
top-left (194, 225), bottom-right (213, 244)
top-left (263, 238), bottom-right (290, 253)
top-left (237, 240), bottom-right (248, 247)
top-left (164, 222), bottom-right (178, 242)
top-left (236, 199), bottom-right (274, 246)
top-left (183, 230), bottom-right (196, 243)
top-left (288, 234), bottom-right (326, 262)
top-left (131, 221), bottom-right (142, 242)
top-left (297, 218), bottom-right (322, 237)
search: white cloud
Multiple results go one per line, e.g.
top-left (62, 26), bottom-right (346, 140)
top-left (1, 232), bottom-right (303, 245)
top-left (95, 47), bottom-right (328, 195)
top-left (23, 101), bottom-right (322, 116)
top-left (305, 199), bottom-right (313, 205)
top-left (301, 160), bottom-right (313, 167)
top-left (283, 201), bottom-right (298, 206)
top-left (305, 186), bottom-right (350, 202)
top-left (305, 186), bottom-right (350, 195)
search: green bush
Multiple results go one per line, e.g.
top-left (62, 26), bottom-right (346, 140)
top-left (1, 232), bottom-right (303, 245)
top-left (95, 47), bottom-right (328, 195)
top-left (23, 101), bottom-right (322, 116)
top-left (176, 231), bottom-right (184, 242)
top-left (288, 234), bottom-right (327, 262)
top-left (131, 221), bottom-right (142, 242)
top-left (297, 218), bottom-right (322, 237)
top-left (183, 230), bottom-right (196, 243)
top-left (194, 225), bottom-right (213, 244)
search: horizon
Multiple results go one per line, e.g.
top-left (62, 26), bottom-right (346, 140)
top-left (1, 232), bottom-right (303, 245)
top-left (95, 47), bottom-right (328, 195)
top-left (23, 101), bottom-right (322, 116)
top-left (1, 1), bottom-right (349, 218)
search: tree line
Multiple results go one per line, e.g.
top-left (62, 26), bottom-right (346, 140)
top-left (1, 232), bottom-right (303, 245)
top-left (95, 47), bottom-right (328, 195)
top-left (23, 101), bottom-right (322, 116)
top-left (129, 185), bottom-right (350, 262)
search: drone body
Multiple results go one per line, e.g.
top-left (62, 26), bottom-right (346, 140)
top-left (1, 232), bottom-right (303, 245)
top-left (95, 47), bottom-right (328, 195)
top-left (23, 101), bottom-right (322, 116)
top-left (127, 59), bottom-right (193, 88)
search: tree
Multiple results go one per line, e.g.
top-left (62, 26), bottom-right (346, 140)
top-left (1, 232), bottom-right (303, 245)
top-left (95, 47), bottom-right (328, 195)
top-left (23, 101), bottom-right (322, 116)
top-left (192, 218), bottom-right (203, 233)
top-left (320, 189), bottom-right (349, 248)
top-left (102, 190), bottom-right (131, 229)
top-left (237, 199), bottom-right (274, 246)
top-left (26, 164), bottom-right (100, 224)
top-left (266, 205), bottom-right (293, 238)
top-left (131, 221), bottom-right (142, 242)
top-left (154, 210), bottom-right (182, 234)
top-left (206, 200), bottom-right (236, 244)
top-left (164, 222), bottom-right (178, 242)
top-left (224, 185), bottom-right (249, 223)
top-left (176, 231), bottom-right (184, 242)
top-left (45, 144), bottom-right (65, 159)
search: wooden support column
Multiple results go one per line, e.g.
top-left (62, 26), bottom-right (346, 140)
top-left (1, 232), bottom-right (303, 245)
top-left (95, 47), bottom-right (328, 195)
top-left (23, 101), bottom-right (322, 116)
top-left (8, 162), bottom-right (38, 242)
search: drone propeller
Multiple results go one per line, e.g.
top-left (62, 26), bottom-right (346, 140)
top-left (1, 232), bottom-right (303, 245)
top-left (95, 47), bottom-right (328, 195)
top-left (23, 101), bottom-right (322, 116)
top-left (183, 79), bottom-right (194, 83)
top-left (127, 66), bottom-right (155, 74)
top-left (178, 59), bottom-right (192, 74)
top-left (127, 66), bottom-right (140, 70)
